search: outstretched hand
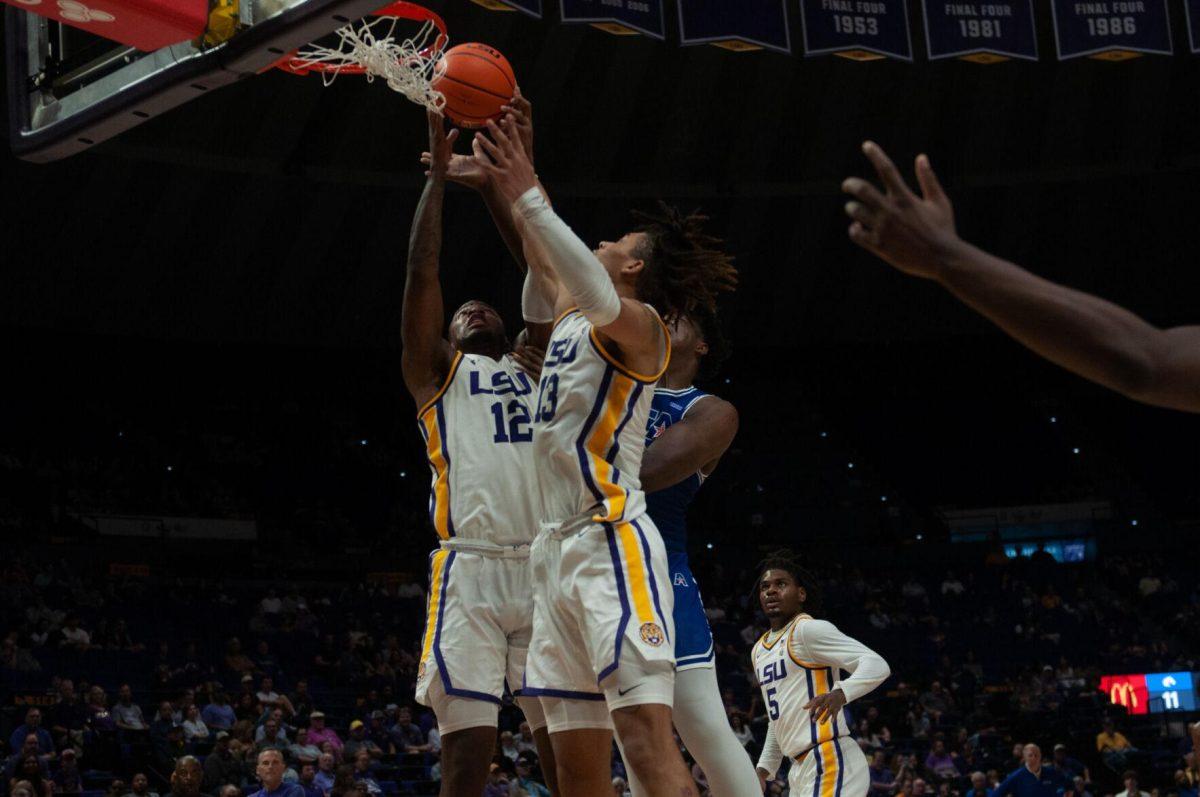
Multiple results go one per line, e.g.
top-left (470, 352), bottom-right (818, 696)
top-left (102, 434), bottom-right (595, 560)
top-left (424, 109), bottom-right (459, 179)
top-left (472, 116), bottom-right (538, 205)
top-left (420, 150), bottom-right (489, 190)
top-left (501, 87), bottom-right (535, 164)
top-left (841, 141), bottom-right (962, 280)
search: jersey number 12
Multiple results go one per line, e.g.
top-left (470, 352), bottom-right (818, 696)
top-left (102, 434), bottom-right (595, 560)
top-left (490, 401), bottom-right (532, 443)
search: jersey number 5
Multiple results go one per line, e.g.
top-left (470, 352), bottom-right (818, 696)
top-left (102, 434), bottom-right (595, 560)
top-left (767, 687), bottom-right (780, 720)
top-left (490, 400), bottom-right (533, 443)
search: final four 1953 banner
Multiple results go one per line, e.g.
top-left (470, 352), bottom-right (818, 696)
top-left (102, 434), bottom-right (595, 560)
top-left (560, 0), bottom-right (666, 38)
top-left (921, 0), bottom-right (1037, 62)
top-left (1050, 0), bottom-right (1172, 59)
top-left (800, 0), bottom-right (913, 60)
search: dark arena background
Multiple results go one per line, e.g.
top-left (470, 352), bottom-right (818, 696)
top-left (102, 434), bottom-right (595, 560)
top-left (3, 1), bottom-right (1200, 796)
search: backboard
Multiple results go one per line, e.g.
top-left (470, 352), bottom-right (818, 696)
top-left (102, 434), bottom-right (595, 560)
top-left (5, 0), bottom-right (396, 161)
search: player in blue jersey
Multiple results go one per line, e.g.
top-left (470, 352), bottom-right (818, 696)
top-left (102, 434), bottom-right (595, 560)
top-left (628, 306), bottom-right (760, 797)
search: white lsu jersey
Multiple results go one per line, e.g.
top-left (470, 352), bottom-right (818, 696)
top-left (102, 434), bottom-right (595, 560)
top-left (752, 614), bottom-right (891, 760)
top-left (530, 308), bottom-right (670, 528)
top-left (417, 351), bottom-right (540, 546)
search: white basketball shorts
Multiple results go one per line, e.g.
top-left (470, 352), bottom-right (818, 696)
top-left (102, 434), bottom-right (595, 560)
top-left (414, 540), bottom-right (534, 731)
top-left (790, 736), bottom-right (870, 797)
top-left (523, 516), bottom-right (677, 722)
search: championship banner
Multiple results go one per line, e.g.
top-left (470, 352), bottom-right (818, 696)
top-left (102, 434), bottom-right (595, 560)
top-left (1050, 0), bottom-right (1172, 60)
top-left (560, 0), bottom-right (666, 38)
top-left (678, 0), bottom-right (791, 53)
top-left (470, 0), bottom-right (542, 16)
top-left (1186, 0), bottom-right (1200, 52)
top-left (800, 0), bottom-right (913, 60)
top-left (922, 0), bottom-right (1037, 62)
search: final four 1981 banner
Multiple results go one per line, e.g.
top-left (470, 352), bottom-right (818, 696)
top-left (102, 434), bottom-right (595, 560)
top-left (921, 0), bottom-right (1037, 62)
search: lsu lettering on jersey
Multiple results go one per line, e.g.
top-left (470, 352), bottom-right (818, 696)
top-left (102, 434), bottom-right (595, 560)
top-left (752, 615), bottom-right (891, 760)
top-left (532, 308), bottom-right (669, 527)
top-left (417, 351), bottom-right (539, 545)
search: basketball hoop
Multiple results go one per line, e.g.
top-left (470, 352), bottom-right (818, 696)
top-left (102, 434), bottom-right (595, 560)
top-left (274, 0), bottom-right (448, 112)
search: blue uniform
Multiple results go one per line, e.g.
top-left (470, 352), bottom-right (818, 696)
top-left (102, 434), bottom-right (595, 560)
top-left (644, 386), bottom-right (717, 670)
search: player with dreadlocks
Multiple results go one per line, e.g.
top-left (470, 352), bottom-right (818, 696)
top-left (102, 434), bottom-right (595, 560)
top-left (471, 117), bottom-right (738, 797)
top-left (752, 550), bottom-right (891, 797)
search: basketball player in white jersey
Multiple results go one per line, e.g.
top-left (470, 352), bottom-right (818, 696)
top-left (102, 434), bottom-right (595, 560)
top-left (471, 118), bottom-right (737, 797)
top-left (751, 551), bottom-right (891, 797)
top-left (401, 110), bottom-right (556, 797)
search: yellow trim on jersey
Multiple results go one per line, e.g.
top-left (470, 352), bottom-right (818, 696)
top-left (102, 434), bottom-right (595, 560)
top-left (416, 351), bottom-right (464, 419)
top-left (419, 549), bottom-right (450, 666)
top-left (615, 521), bottom-right (655, 624)
top-left (553, 306), bottom-right (581, 328)
top-left (587, 373), bottom-right (638, 523)
top-left (587, 306), bottom-right (672, 384)
top-left (420, 412), bottom-right (453, 540)
top-left (761, 615), bottom-right (801, 651)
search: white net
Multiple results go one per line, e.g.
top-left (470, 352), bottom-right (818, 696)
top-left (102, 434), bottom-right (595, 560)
top-left (289, 16), bottom-right (446, 112)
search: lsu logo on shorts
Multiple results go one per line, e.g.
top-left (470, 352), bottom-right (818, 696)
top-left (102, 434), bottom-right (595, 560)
top-left (640, 622), bottom-right (665, 646)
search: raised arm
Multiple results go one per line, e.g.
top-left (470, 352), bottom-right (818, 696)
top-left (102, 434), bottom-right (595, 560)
top-left (401, 111), bottom-right (457, 410)
top-left (641, 396), bottom-right (738, 493)
top-left (842, 141), bottom-right (1200, 414)
top-left (474, 120), bottom-right (666, 372)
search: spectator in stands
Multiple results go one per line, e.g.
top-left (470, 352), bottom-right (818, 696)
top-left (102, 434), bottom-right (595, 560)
top-left (305, 713), bottom-right (341, 757)
top-left (925, 739), bottom-right (960, 781)
top-left (256, 678), bottom-right (293, 716)
top-left (182, 705), bottom-right (210, 742)
top-left (50, 680), bottom-right (88, 750)
top-left (350, 753), bottom-right (381, 796)
top-left (235, 694), bottom-right (260, 723)
top-left (364, 713), bottom-right (391, 756)
top-left (1098, 719), bottom-right (1137, 772)
top-left (1175, 768), bottom-right (1198, 797)
top-left (249, 750), bottom-right (303, 797)
top-left (114, 685), bottom-right (149, 732)
top-left (225, 639), bottom-right (256, 678)
top-left (8, 709), bottom-right (53, 755)
top-left (203, 693), bottom-right (237, 732)
top-left (965, 772), bottom-right (989, 797)
top-left (513, 754), bottom-right (549, 797)
top-left (498, 731), bottom-right (520, 762)
top-left (513, 723), bottom-right (537, 756)
top-left (165, 756), bottom-right (204, 797)
top-left (313, 755), bottom-right (335, 795)
top-left (51, 748), bottom-right (82, 794)
top-left (219, 786), bottom-right (241, 797)
top-left (203, 732), bottom-right (242, 793)
top-left (261, 591), bottom-right (283, 615)
top-left (123, 773), bottom-right (160, 797)
top-left (920, 682), bottom-right (954, 722)
top-left (297, 764), bottom-right (322, 797)
top-left (611, 777), bottom-right (630, 797)
top-left (1051, 744), bottom-right (1089, 782)
top-left (256, 719), bottom-right (289, 752)
top-left (729, 712), bottom-right (754, 750)
top-left (341, 722), bottom-right (381, 762)
top-left (58, 617), bottom-right (91, 651)
top-left (288, 682), bottom-right (314, 725)
top-left (10, 755), bottom-right (53, 797)
top-left (869, 750), bottom-right (896, 797)
top-left (483, 763), bottom-right (509, 797)
top-left (941, 572), bottom-right (966, 596)
top-left (151, 702), bottom-right (178, 740)
top-left (1073, 776), bottom-right (1093, 797)
top-left (386, 708), bottom-right (422, 753)
top-left (1118, 771), bottom-right (1150, 797)
top-left (290, 729), bottom-right (322, 764)
top-left (994, 744), bottom-right (1073, 797)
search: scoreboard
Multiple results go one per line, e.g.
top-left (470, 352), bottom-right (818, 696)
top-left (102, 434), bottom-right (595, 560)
top-left (1100, 672), bottom-right (1198, 715)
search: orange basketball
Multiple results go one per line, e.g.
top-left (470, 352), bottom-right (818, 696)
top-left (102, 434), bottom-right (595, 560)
top-left (432, 43), bottom-right (515, 129)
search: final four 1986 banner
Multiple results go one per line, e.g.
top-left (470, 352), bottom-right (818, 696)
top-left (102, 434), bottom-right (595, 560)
top-left (1051, 0), bottom-right (1172, 59)
top-left (561, 0), bottom-right (666, 38)
top-left (800, 0), bottom-right (913, 60)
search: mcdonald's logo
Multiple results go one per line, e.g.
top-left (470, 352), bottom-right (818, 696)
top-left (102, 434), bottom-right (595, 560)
top-left (1099, 674), bottom-right (1149, 715)
top-left (1110, 682), bottom-right (1138, 709)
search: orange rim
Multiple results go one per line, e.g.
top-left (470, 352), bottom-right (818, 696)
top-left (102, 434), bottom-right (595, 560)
top-left (273, 1), bottom-right (447, 76)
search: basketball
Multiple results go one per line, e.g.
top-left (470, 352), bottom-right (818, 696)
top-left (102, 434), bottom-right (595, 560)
top-left (432, 43), bottom-right (516, 129)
